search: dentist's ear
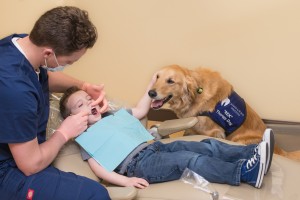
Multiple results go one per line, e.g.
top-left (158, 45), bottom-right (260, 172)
top-left (42, 48), bottom-right (53, 58)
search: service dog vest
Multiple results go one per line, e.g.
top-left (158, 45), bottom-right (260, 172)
top-left (198, 91), bottom-right (247, 136)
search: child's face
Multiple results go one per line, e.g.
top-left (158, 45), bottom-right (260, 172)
top-left (66, 90), bottom-right (102, 125)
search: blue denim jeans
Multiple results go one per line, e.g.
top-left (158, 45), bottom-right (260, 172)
top-left (126, 139), bottom-right (256, 186)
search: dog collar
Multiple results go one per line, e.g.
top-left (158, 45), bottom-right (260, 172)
top-left (196, 87), bottom-right (203, 94)
top-left (198, 91), bottom-right (247, 136)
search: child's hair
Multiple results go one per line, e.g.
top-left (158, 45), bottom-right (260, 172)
top-left (59, 86), bottom-right (81, 119)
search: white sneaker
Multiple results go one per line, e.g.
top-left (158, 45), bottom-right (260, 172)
top-left (262, 128), bottom-right (275, 175)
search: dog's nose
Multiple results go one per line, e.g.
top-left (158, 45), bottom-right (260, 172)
top-left (148, 90), bottom-right (157, 98)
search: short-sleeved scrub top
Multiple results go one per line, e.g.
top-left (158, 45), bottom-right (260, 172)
top-left (0, 34), bottom-right (49, 162)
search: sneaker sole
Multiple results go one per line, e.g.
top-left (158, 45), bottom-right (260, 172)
top-left (263, 128), bottom-right (275, 175)
top-left (255, 142), bottom-right (266, 188)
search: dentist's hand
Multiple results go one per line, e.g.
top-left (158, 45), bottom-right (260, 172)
top-left (82, 82), bottom-right (109, 113)
top-left (56, 110), bottom-right (89, 142)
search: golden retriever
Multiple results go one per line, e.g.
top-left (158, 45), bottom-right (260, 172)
top-left (148, 64), bottom-right (300, 161)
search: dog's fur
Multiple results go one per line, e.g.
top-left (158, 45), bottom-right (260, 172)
top-left (149, 64), bottom-right (300, 161)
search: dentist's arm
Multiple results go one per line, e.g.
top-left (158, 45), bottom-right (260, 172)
top-left (48, 71), bottom-right (84, 93)
top-left (9, 111), bottom-right (89, 176)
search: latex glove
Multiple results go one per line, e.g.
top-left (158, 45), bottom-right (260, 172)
top-left (56, 110), bottom-right (89, 142)
top-left (82, 82), bottom-right (109, 113)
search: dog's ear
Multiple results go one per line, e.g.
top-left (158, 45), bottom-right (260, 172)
top-left (182, 74), bottom-right (198, 102)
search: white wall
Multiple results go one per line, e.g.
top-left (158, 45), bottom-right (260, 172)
top-left (1, 0), bottom-right (299, 121)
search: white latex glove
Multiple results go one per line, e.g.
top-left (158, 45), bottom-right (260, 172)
top-left (82, 82), bottom-right (109, 113)
top-left (56, 110), bottom-right (89, 142)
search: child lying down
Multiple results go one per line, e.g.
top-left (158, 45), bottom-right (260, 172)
top-left (59, 78), bottom-right (274, 189)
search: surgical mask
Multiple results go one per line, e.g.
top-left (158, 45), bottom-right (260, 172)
top-left (41, 52), bottom-right (69, 72)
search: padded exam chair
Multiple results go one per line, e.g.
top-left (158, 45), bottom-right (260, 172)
top-left (48, 94), bottom-right (300, 200)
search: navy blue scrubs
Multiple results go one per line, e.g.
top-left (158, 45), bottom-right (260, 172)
top-left (0, 34), bottom-right (110, 200)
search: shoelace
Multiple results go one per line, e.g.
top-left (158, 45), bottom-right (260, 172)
top-left (246, 154), bottom-right (258, 169)
top-left (253, 143), bottom-right (263, 154)
top-left (254, 145), bottom-right (258, 153)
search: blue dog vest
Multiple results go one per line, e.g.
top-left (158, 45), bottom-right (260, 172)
top-left (199, 91), bottom-right (247, 136)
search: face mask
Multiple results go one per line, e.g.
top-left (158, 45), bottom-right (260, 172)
top-left (41, 52), bottom-right (69, 72)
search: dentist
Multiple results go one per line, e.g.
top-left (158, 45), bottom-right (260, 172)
top-left (0, 6), bottom-right (110, 200)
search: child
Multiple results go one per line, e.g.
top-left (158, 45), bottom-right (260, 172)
top-left (59, 80), bottom-right (274, 189)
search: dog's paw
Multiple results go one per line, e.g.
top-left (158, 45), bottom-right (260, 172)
top-left (149, 126), bottom-right (162, 141)
top-left (214, 132), bottom-right (226, 139)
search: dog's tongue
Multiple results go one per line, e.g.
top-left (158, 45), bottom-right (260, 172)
top-left (151, 100), bottom-right (164, 109)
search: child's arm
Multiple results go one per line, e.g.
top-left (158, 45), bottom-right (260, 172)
top-left (88, 158), bottom-right (149, 189)
top-left (131, 73), bottom-right (157, 119)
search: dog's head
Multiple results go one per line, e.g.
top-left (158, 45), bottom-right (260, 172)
top-left (148, 65), bottom-right (233, 116)
top-left (148, 65), bottom-right (199, 110)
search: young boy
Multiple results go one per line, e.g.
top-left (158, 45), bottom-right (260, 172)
top-left (59, 80), bottom-right (274, 189)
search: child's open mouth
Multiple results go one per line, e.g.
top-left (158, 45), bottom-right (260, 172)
top-left (91, 108), bottom-right (98, 115)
